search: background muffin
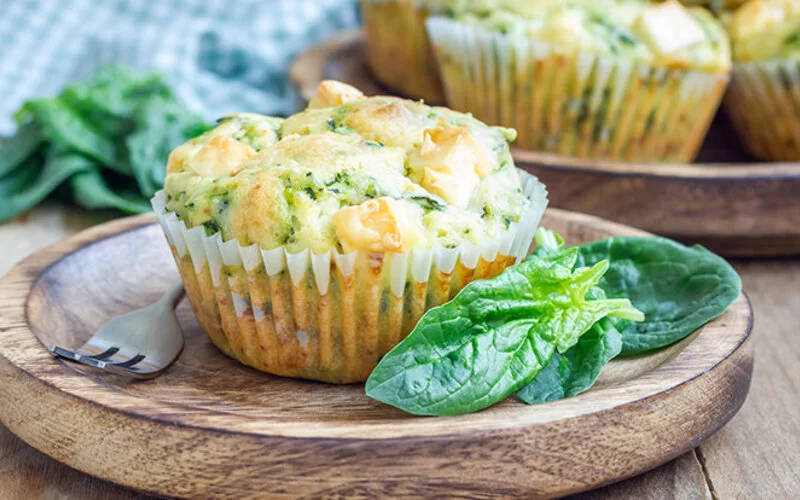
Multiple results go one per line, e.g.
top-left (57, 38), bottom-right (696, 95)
top-left (361, 0), bottom-right (448, 103)
top-left (153, 80), bottom-right (548, 383)
top-left (426, 0), bottom-right (731, 162)
top-left (724, 0), bottom-right (800, 161)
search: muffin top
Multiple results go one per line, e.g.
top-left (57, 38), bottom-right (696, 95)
top-left (727, 0), bottom-right (800, 62)
top-left (444, 0), bottom-right (731, 72)
top-left (163, 81), bottom-right (531, 254)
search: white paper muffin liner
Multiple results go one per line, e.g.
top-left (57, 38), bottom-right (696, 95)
top-left (725, 58), bottom-right (800, 161)
top-left (426, 16), bottom-right (730, 163)
top-left (152, 170), bottom-right (548, 383)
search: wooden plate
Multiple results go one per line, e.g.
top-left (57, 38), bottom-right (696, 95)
top-left (0, 210), bottom-right (753, 499)
top-left (290, 30), bottom-right (800, 257)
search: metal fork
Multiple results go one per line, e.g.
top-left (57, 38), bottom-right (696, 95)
top-left (50, 281), bottom-right (186, 379)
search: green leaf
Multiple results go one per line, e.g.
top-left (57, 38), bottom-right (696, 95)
top-left (22, 99), bottom-right (128, 174)
top-left (0, 122), bottom-right (43, 177)
top-left (70, 169), bottom-right (151, 214)
top-left (516, 232), bottom-right (625, 405)
top-left (574, 237), bottom-right (742, 355)
top-left (59, 66), bottom-right (173, 138)
top-left (518, 231), bottom-right (741, 404)
top-left (126, 95), bottom-right (210, 197)
top-left (1, 65), bottom-right (210, 220)
top-left (365, 248), bottom-right (643, 416)
top-left (516, 316), bottom-right (624, 404)
top-left (534, 227), bottom-right (564, 251)
top-left (0, 155), bottom-right (44, 197)
top-left (0, 148), bottom-right (92, 223)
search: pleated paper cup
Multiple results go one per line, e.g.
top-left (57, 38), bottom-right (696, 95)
top-left (426, 17), bottom-right (730, 163)
top-left (724, 58), bottom-right (800, 161)
top-left (152, 171), bottom-right (547, 383)
top-left (361, 0), bottom-right (446, 103)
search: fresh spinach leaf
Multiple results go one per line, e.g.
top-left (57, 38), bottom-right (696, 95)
top-left (0, 122), bottom-right (43, 177)
top-left (516, 230), bottom-right (624, 404)
top-left (127, 95), bottom-right (210, 197)
top-left (530, 227), bottom-right (564, 256)
top-left (516, 316), bottom-right (624, 404)
top-left (0, 148), bottom-right (92, 222)
top-left (518, 229), bottom-right (741, 404)
top-left (59, 67), bottom-right (172, 138)
top-left (0, 155), bottom-right (44, 199)
top-left (365, 248), bottom-right (643, 416)
top-left (575, 237), bottom-right (742, 355)
top-left (21, 99), bottom-right (127, 174)
top-left (70, 169), bottom-right (151, 214)
top-left (0, 65), bottom-right (209, 222)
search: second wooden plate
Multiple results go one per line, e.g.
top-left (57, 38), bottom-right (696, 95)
top-left (290, 30), bottom-right (800, 257)
top-left (0, 210), bottom-right (753, 499)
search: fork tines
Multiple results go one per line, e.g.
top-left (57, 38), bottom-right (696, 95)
top-left (50, 345), bottom-right (147, 370)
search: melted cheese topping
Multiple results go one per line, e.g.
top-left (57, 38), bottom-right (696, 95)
top-left (727, 0), bottom-right (800, 62)
top-left (449, 0), bottom-right (731, 72)
top-left (163, 81), bottom-right (527, 254)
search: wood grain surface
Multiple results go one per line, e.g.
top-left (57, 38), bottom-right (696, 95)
top-left (0, 208), bottom-right (797, 498)
top-left (289, 30), bottom-right (800, 257)
top-left (0, 208), bottom-right (754, 499)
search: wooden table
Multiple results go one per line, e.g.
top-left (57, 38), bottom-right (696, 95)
top-left (1, 206), bottom-right (798, 499)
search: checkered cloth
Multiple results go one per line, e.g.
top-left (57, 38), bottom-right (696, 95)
top-left (0, 0), bottom-right (359, 135)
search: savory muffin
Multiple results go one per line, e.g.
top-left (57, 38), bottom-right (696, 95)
top-left (724, 0), bottom-right (800, 160)
top-left (153, 80), bottom-right (548, 383)
top-left (426, 0), bottom-right (732, 162)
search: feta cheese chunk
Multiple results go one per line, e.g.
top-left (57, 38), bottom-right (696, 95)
top-left (309, 80), bottom-right (366, 109)
top-left (183, 135), bottom-right (256, 177)
top-left (408, 127), bottom-right (497, 208)
top-left (728, 1), bottom-right (792, 42)
top-left (541, 10), bottom-right (595, 50)
top-left (635, 1), bottom-right (706, 56)
top-left (332, 197), bottom-right (424, 253)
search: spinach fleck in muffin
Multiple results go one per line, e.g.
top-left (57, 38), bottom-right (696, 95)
top-left (677, 0), bottom-right (748, 15)
top-left (724, 0), bottom-right (800, 161)
top-left (153, 80), bottom-right (547, 383)
top-left (426, 0), bottom-right (732, 162)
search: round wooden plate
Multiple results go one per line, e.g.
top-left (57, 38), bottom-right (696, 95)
top-left (290, 30), bottom-right (800, 257)
top-left (0, 209), bottom-right (753, 499)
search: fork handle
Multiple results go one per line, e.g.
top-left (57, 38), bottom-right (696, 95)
top-left (159, 280), bottom-right (186, 308)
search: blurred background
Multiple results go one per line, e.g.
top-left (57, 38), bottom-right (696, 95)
top-left (0, 0), bottom-right (359, 222)
top-left (0, 0), bottom-right (359, 134)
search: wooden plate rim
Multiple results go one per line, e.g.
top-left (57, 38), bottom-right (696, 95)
top-left (290, 29), bottom-right (800, 181)
top-left (0, 211), bottom-right (753, 441)
top-left (512, 148), bottom-right (800, 180)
